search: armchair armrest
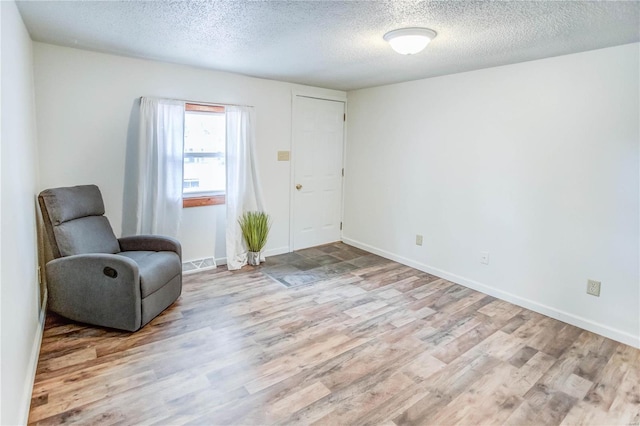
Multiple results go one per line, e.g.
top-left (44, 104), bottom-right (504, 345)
top-left (46, 253), bottom-right (142, 331)
top-left (118, 235), bottom-right (182, 260)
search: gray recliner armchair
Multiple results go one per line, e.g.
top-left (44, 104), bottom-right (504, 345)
top-left (38, 184), bottom-right (182, 331)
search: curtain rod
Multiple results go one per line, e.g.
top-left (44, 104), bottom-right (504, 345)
top-left (139, 96), bottom-right (251, 108)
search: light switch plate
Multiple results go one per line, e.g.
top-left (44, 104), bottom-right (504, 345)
top-left (277, 151), bottom-right (290, 161)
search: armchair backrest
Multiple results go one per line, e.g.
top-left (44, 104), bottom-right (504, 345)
top-left (38, 185), bottom-right (121, 258)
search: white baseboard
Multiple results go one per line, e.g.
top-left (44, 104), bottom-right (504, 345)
top-left (264, 246), bottom-right (290, 258)
top-left (18, 289), bottom-right (47, 425)
top-left (213, 246), bottom-right (290, 268)
top-left (342, 237), bottom-right (640, 349)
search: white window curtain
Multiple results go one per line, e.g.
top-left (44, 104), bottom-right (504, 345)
top-left (135, 97), bottom-right (185, 237)
top-left (226, 105), bottom-right (265, 270)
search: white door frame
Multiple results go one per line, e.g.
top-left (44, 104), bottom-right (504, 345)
top-left (289, 90), bottom-right (347, 252)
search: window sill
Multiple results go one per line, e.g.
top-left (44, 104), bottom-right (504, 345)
top-left (183, 195), bottom-right (225, 208)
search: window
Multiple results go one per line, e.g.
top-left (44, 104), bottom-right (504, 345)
top-left (183, 103), bottom-right (226, 207)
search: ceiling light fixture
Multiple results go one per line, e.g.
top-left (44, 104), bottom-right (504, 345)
top-left (383, 27), bottom-right (437, 55)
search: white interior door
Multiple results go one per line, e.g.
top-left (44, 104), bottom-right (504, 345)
top-left (292, 96), bottom-right (345, 250)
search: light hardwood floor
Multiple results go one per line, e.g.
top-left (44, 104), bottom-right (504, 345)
top-left (29, 243), bottom-right (640, 425)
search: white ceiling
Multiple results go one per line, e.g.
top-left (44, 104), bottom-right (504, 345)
top-left (16, 1), bottom-right (640, 91)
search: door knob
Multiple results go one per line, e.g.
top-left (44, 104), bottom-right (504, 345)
top-left (296, 184), bottom-right (302, 190)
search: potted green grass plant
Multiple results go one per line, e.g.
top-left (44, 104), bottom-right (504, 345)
top-left (238, 211), bottom-right (272, 266)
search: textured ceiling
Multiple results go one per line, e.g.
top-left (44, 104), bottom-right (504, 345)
top-left (16, 1), bottom-right (640, 91)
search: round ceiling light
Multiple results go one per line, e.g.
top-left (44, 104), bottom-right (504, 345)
top-left (383, 27), bottom-right (437, 55)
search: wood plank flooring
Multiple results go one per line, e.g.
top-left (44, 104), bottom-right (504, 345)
top-left (29, 242), bottom-right (640, 425)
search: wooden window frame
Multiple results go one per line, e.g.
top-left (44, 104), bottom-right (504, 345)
top-left (183, 103), bottom-right (226, 208)
top-left (185, 103), bottom-right (225, 113)
top-left (183, 194), bottom-right (225, 208)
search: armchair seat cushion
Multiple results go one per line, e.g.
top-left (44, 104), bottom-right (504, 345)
top-left (118, 251), bottom-right (181, 298)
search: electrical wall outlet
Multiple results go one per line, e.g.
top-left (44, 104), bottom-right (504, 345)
top-left (480, 251), bottom-right (490, 265)
top-left (587, 279), bottom-right (601, 297)
top-left (277, 150), bottom-right (290, 161)
top-left (415, 235), bottom-right (423, 246)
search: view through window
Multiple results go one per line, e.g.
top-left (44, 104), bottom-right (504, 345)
top-left (183, 104), bottom-right (225, 206)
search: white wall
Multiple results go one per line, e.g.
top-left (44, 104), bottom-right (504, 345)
top-left (33, 43), bottom-right (345, 263)
top-left (344, 43), bottom-right (640, 347)
top-left (1, 1), bottom-right (43, 423)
